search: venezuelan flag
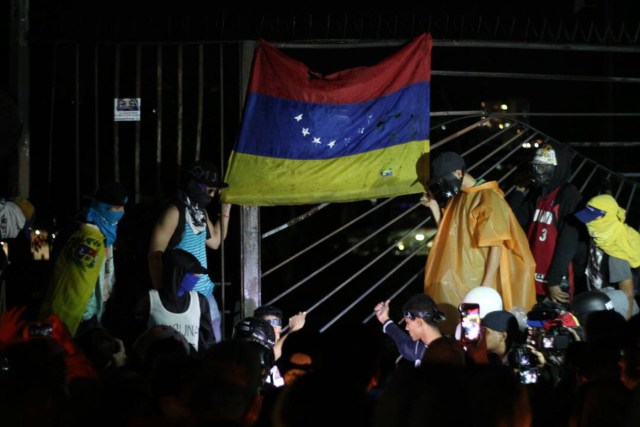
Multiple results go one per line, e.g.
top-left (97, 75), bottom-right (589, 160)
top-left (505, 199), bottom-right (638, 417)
top-left (222, 33), bottom-right (431, 206)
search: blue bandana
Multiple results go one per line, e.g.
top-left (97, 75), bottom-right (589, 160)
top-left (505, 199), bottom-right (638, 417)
top-left (178, 273), bottom-right (200, 297)
top-left (84, 202), bottom-right (125, 247)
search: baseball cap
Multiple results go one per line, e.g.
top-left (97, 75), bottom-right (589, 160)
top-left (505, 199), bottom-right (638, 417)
top-left (95, 181), bottom-right (128, 206)
top-left (482, 310), bottom-right (517, 333)
top-left (574, 205), bottom-right (606, 224)
top-left (430, 152), bottom-right (466, 184)
top-left (185, 161), bottom-right (229, 188)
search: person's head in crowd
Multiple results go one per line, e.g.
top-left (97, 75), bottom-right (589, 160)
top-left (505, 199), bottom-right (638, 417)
top-left (232, 316), bottom-right (276, 382)
top-left (574, 193), bottom-right (640, 269)
top-left (570, 290), bottom-right (614, 327)
top-left (273, 368), bottom-right (375, 427)
top-left (402, 293), bottom-right (445, 344)
top-left (161, 248), bottom-right (208, 299)
top-left (132, 325), bottom-right (193, 371)
top-left (0, 196), bottom-right (35, 239)
top-left (482, 310), bottom-right (521, 359)
top-left (84, 181), bottom-right (128, 247)
top-left (191, 340), bottom-right (265, 426)
top-left (530, 143), bottom-right (558, 187)
top-left (421, 335), bottom-right (467, 367)
top-left (462, 286), bottom-right (503, 318)
top-left (429, 151), bottom-right (467, 199)
top-left (254, 304), bottom-right (284, 341)
top-left (181, 160), bottom-right (228, 208)
top-left (277, 328), bottom-right (318, 386)
top-left (583, 309), bottom-right (626, 349)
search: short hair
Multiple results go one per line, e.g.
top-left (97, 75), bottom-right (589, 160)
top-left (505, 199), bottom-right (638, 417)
top-left (402, 294), bottom-right (445, 326)
top-left (253, 305), bottom-right (283, 321)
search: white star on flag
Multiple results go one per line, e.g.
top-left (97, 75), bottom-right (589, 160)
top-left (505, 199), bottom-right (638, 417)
top-left (302, 128), bottom-right (310, 137)
top-left (294, 114), bottom-right (303, 122)
top-left (327, 140), bottom-right (336, 148)
top-left (312, 137), bottom-right (322, 144)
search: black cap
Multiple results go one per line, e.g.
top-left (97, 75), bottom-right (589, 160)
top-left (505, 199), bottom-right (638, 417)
top-left (430, 152), bottom-right (466, 184)
top-left (95, 181), bottom-right (128, 206)
top-left (185, 161), bottom-right (229, 188)
top-left (482, 310), bottom-right (517, 333)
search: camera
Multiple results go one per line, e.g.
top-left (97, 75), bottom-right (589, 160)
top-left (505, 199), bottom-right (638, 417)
top-left (527, 320), bottom-right (571, 351)
top-left (26, 323), bottom-right (53, 338)
top-left (508, 345), bottom-right (539, 384)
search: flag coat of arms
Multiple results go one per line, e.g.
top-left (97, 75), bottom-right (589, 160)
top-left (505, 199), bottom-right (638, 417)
top-left (222, 33), bottom-right (432, 206)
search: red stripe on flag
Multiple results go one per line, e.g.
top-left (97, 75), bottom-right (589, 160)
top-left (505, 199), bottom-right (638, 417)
top-left (249, 33), bottom-right (432, 104)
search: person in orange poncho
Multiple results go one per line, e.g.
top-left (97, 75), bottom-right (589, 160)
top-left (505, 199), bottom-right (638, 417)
top-left (421, 152), bottom-right (536, 334)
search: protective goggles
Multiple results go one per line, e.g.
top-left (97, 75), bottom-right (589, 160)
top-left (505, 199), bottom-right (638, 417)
top-left (266, 318), bottom-right (282, 327)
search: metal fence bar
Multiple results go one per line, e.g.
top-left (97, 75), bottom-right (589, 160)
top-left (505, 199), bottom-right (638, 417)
top-left (74, 43), bottom-right (80, 210)
top-left (262, 203), bottom-right (330, 239)
top-left (134, 45), bottom-right (142, 203)
top-left (177, 45), bottom-right (184, 174)
top-left (155, 44), bottom-right (163, 193)
top-left (262, 197), bottom-right (395, 278)
top-left (321, 227), bottom-right (430, 332)
top-left (360, 267), bottom-right (425, 324)
top-left (113, 44), bottom-right (121, 182)
top-left (264, 201), bottom-right (420, 304)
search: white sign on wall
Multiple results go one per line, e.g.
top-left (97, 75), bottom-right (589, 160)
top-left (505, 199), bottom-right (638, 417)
top-left (114, 98), bottom-right (141, 121)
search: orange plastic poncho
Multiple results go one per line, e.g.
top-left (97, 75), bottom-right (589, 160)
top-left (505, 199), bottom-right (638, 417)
top-left (424, 181), bottom-right (536, 318)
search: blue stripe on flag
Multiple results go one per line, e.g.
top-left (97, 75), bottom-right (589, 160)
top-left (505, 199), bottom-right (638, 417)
top-left (237, 82), bottom-right (430, 160)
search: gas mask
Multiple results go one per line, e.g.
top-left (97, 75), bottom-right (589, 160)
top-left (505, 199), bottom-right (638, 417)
top-left (436, 172), bottom-right (464, 199)
top-left (530, 163), bottom-right (556, 187)
top-left (185, 181), bottom-right (213, 207)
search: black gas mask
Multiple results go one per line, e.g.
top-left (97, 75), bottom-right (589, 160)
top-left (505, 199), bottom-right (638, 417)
top-left (435, 172), bottom-right (464, 199)
top-left (530, 163), bottom-right (556, 187)
top-left (185, 180), bottom-right (214, 207)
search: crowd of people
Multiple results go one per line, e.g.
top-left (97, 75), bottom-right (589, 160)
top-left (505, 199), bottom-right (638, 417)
top-left (0, 145), bottom-right (640, 426)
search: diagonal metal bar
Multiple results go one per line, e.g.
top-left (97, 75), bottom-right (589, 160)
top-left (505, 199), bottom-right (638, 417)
top-left (264, 201), bottom-right (421, 304)
top-left (321, 227), bottom-right (430, 332)
top-left (262, 197), bottom-right (394, 277)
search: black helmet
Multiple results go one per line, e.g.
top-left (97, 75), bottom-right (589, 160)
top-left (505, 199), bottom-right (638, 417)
top-left (571, 291), bottom-right (614, 326)
top-left (233, 316), bottom-right (276, 376)
top-left (233, 316), bottom-right (276, 349)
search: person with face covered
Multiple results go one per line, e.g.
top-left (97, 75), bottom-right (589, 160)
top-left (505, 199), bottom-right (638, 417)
top-left (507, 142), bottom-right (583, 305)
top-left (134, 248), bottom-right (215, 352)
top-left (574, 194), bottom-right (640, 319)
top-left (148, 161), bottom-right (231, 342)
top-left (40, 182), bottom-right (128, 336)
top-left (421, 152), bottom-right (536, 329)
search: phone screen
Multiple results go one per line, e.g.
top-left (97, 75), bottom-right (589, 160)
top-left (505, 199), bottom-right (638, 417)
top-left (28, 323), bottom-right (53, 338)
top-left (459, 303), bottom-right (481, 342)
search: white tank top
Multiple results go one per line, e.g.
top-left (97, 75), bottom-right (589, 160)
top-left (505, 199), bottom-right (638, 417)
top-left (148, 290), bottom-right (201, 350)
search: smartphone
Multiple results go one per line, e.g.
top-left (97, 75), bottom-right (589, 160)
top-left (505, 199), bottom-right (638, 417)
top-left (459, 303), bottom-right (481, 343)
top-left (27, 323), bottom-right (53, 338)
top-left (519, 368), bottom-right (539, 385)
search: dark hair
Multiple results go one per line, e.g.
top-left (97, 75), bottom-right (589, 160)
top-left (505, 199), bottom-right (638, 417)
top-left (253, 305), bottom-right (283, 321)
top-left (402, 293), bottom-right (445, 326)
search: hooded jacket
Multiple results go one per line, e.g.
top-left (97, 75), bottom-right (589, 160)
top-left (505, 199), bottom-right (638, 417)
top-left (507, 140), bottom-right (583, 287)
top-left (134, 249), bottom-right (216, 351)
